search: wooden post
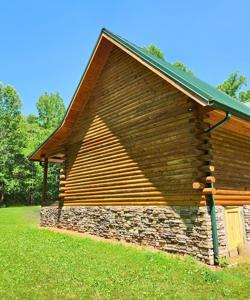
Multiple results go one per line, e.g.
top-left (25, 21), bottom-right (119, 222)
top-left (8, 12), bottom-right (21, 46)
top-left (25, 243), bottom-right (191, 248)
top-left (41, 157), bottom-right (48, 206)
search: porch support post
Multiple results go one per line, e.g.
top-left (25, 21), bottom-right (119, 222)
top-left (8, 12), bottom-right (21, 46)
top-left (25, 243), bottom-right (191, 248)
top-left (42, 157), bottom-right (49, 206)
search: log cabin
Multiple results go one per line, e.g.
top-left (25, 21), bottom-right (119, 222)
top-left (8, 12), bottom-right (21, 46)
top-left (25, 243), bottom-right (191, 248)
top-left (29, 28), bottom-right (250, 265)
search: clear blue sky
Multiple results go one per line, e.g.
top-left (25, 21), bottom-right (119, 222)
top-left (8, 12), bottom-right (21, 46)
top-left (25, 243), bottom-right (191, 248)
top-left (1, 0), bottom-right (249, 115)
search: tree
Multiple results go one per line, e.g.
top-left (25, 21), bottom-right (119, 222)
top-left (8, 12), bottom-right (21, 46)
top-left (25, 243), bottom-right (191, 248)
top-left (0, 83), bottom-right (24, 204)
top-left (22, 93), bottom-right (66, 205)
top-left (0, 85), bottom-right (66, 206)
top-left (143, 44), bottom-right (194, 75)
top-left (34, 92), bottom-right (66, 204)
top-left (172, 61), bottom-right (194, 75)
top-left (217, 71), bottom-right (250, 103)
top-left (239, 90), bottom-right (250, 103)
top-left (36, 92), bottom-right (65, 130)
top-left (143, 45), bottom-right (165, 60)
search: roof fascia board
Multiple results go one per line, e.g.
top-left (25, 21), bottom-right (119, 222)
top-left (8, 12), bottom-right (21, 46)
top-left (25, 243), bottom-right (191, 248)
top-left (208, 100), bottom-right (250, 121)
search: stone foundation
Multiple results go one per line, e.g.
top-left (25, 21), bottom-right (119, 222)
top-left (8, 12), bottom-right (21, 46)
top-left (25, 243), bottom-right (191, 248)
top-left (41, 205), bottom-right (217, 264)
top-left (216, 206), bottom-right (227, 257)
top-left (40, 204), bottom-right (250, 264)
top-left (243, 206), bottom-right (250, 245)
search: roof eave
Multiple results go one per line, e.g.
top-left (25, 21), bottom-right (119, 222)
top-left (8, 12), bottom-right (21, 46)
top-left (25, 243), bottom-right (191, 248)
top-left (208, 100), bottom-right (250, 121)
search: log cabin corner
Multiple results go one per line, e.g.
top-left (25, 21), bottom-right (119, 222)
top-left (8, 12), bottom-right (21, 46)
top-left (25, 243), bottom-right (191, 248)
top-left (29, 28), bottom-right (250, 265)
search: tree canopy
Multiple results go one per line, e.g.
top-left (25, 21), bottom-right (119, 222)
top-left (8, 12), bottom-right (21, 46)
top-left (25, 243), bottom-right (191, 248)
top-left (217, 71), bottom-right (250, 103)
top-left (143, 45), bottom-right (165, 60)
top-left (0, 84), bottom-right (24, 203)
top-left (0, 84), bottom-right (66, 206)
top-left (36, 92), bottom-right (65, 129)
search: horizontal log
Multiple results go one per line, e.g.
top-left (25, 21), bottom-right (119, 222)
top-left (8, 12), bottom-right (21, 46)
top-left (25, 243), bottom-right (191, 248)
top-left (214, 195), bottom-right (250, 200)
top-left (216, 189), bottom-right (250, 195)
top-left (59, 186), bottom-right (67, 191)
top-left (63, 200), bottom-right (206, 207)
top-left (59, 180), bottom-right (67, 185)
top-left (62, 195), bottom-right (202, 202)
top-left (64, 182), bottom-right (198, 192)
top-left (59, 175), bottom-right (66, 179)
top-left (62, 188), bottom-right (200, 197)
top-left (216, 201), bottom-right (250, 206)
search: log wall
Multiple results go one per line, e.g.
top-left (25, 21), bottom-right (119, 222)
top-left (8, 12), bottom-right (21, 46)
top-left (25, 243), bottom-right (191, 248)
top-left (60, 47), bottom-right (205, 206)
top-left (208, 111), bottom-right (250, 205)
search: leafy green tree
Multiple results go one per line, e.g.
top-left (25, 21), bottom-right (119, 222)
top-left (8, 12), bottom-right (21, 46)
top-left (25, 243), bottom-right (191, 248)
top-left (143, 44), bottom-right (165, 60)
top-left (36, 92), bottom-right (65, 130)
top-left (217, 71), bottom-right (250, 103)
top-left (172, 61), bottom-right (194, 75)
top-left (0, 85), bottom-right (66, 205)
top-left (239, 90), bottom-right (250, 103)
top-left (22, 94), bottom-right (65, 205)
top-left (35, 92), bottom-right (66, 203)
top-left (143, 44), bottom-right (194, 75)
top-left (0, 83), bottom-right (24, 204)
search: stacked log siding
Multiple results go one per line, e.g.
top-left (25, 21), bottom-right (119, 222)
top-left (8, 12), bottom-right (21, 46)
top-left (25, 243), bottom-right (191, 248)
top-left (61, 47), bottom-right (204, 206)
top-left (211, 126), bottom-right (250, 205)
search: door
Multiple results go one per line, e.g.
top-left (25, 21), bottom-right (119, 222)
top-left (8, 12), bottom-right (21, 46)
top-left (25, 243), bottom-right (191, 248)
top-left (225, 207), bottom-right (244, 253)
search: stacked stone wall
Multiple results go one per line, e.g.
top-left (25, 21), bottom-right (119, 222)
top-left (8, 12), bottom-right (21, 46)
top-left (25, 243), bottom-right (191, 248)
top-left (41, 205), bottom-right (216, 264)
top-left (243, 206), bottom-right (250, 245)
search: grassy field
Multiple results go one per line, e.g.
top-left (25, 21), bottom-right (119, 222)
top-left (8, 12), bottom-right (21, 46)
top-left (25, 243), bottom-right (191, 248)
top-left (0, 207), bottom-right (249, 300)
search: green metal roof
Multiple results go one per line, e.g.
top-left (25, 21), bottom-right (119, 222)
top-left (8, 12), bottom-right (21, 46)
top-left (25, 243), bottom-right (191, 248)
top-left (103, 28), bottom-right (250, 121)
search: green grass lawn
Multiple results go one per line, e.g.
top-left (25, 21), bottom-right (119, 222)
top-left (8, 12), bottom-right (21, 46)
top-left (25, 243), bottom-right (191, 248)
top-left (0, 207), bottom-right (249, 300)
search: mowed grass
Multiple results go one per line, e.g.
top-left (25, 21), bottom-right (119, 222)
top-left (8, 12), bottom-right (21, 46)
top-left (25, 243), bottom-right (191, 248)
top-left (0, 207), bottom-right (249, 300)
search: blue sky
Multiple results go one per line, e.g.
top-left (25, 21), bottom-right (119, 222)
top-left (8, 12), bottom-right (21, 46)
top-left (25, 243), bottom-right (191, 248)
top-left (1, 0), bottom-right (249, 115)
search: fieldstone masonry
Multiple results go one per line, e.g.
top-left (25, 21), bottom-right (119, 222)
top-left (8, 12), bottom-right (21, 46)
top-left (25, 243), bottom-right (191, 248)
top-left (216, 206), bottom-right (227, 257)
top-left (41, 205), bottom-right (217, 264)
top-left (243, 206), bottom-right (250, 245)
top-left (40, 205), bottom-right (250, 264)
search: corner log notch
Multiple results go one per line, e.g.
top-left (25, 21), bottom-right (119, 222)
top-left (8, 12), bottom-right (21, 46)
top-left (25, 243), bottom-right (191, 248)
top-left (193, 108), bottom-right (231, 263)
